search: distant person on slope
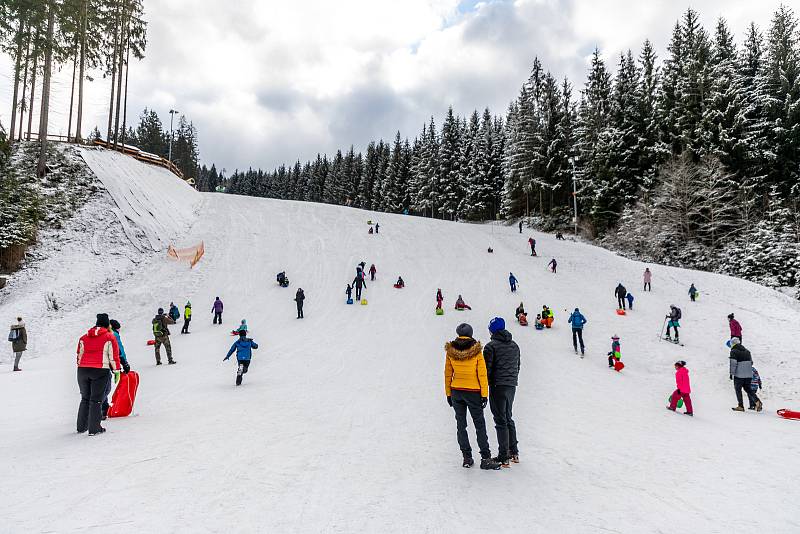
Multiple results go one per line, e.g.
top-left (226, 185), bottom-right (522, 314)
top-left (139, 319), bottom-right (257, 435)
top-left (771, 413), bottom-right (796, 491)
top-left (518, 221), bottom-right (523, 234)
top-left (212, 297), bottom-right (224, 324)
top-left (665, 305), bottom-right (681, 344)
top-left (237, 319), bottom-right (248, 334)
top-left (152, 307), bottom-right (176, 365)
top-left (607, 335), bottom-right (621, 368)
top-left (729, 338), bottom-right (762, 412)
top-left (8, 316), bottom-right (27, 371)
top-left (76, 313), bottom-right (120, 436)
top-left (224, 330), bottom-right (259, 386)
top-left (626, 292), bottom-right (634, 310)
top-left (352, 271), bottom-right (366, 301)
top-left (615, 283), bottom-right (628, 310)
top-left (556, 231), bottom-right (565, 240)
top-left (528, 237), bottom-right (537, 256)
top-left (369, 264), bottom-right (377, 282)
top-left (567, 308), bottom-right (586, 356)
top-left (455, 295), bottom-right (472, 311)
top-left (688, 284), bottom-right (698, 302)
top-left (395, 276), bottom-right (405, 288)
top-left (436, 289), bottom-right (444, 310)
top-left (181, 302), bottom-right (192, 334)
top-left (509, 272), bottom-right (518, 292)
top-left (444, 323), bottom-right (500, 470)
top-left (667, 361), bottom-right (693, 416)
top-left (484, 317), bottom-right (521, 468)
top-left (515, 302), bottom-right (526, 321)
top-left (643, 268), bottom-right (652, 291)
top-left (548, 258), bottom-right (557, 273)
top-left (375, 222), bottom-right (380, 234)
top-left (346, 284), bottom-right (353, 302)
top-left (295, 288), bottom-right (305, 319)
top-left (728, 313), bottom-right (742, 342)
top-left (168, 302), bottom-right (180, 322)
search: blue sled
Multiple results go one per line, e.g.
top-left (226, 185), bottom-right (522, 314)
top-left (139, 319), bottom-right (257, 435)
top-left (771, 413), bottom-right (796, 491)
top-left (347, 298), bottom-right (354, 305)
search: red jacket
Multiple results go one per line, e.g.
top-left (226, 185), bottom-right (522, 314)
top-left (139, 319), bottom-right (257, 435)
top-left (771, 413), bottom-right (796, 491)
top-left (77, 327), bottom-right (121, 370)
top-left (729, 319), bottom-right (742, 338)
top-left (675, 367), bottom-right (691, 394)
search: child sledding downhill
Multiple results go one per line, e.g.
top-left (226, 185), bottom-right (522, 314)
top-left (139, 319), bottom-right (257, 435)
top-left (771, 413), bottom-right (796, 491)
top-left (539, 306), bottom-right (554, 328)
top-left (394, 276), bottom-right (405, 288)
top-left (455, 295), bottom-right (472, 311)
top-left (224, 330), bottom-right (259, 386)
top-left (667, 361), bottom-right (694, 416)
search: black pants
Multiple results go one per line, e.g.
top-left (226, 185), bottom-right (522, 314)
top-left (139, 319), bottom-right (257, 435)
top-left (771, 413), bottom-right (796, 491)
top-left (617, 297), bottom-right (626, 310)
top-left (355, 286), bottom-right (362, 300)
top-left (572, 328), bottom-right (585, 353)
top-left (77, 367), bottom-right (111, 433)
top-left (734, 377), bottom-right (760, 407)
top-left (644, 282), bottom-right (651, 291)
top-left (451, 389), bottom-right (490, 459)
top-left (370, 273), bottom-right (375, 281)
top-left (489, 385), bottom-right (517, 460)
top-left (236, 359), bottom-right (251, 385)
top-left (690, 293), bottom-right (696, 302)
top-left (181, 318), bottom-right (191, 333)
top-left (213, 311), bottom-right (223, 324)
top-left (296, 302), bottom-right (304, 318)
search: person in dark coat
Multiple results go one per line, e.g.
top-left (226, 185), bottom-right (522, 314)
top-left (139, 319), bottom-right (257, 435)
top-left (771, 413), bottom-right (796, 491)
top-left (729, 338), bottom-right (762, 412)
top-left (548, 258), bottom-right (557, 273)
top-left (518, 221), bottom-right (523, 234)
top-left (614, 283), bottom-right (628, 310)
top-left (212, 297), bottom-right (224, 324)
top-left (295, 288), bottom-right (305, 319)
top-left (483, 317), bottom-right (521, 467)
top-left (345, 284), bottom-right (353, 301)
top-left (152, 308), bottom-right (176, 365)
top-left (375, 222), bottom-right (380, 234)
top-left (9, 317), bottom-right (27, 371)
top-left (369, 264), bottom-right (377, 281)
top-left (352, 272), bottom-right (366, 301)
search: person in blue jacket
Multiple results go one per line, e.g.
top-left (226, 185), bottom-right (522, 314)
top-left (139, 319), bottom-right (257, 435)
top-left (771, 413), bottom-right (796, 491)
top-left (102, 319), bottom-right (130, 418)
top-left (626, 292), bottom-right (634, 310)
top-left (509, 272), bottom-right (518, 292)
top-left (224, 330), bottom-right (259, 386)
top-left (567, 308), bottom-right (587, 356)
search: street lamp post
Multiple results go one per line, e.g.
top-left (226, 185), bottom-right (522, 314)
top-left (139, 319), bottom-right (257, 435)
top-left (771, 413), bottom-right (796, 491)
top-left (569, 158), bottom-right (578, 237)
top-left (168, 109), bottom-right (178, 162)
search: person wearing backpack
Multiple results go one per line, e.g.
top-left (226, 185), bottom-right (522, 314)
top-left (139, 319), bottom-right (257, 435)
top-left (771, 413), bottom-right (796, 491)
top-left (152, 308), bottom-right (176, 365)
top-left (615, 283), bottom-right (628, 310)
top-left (567, 308), bottom-right (586, 356)
top-left (168, 302), bottom-right (180, 322)
top-left (729, 338), bottom-right (762, 412)
top-left (665, 305), bottom-right (681, 344)
top-left (181, 302), bottom-right (192, 334)
top-left (224, 330), bottom-right (259, 386)
top-left (8, 317), bottom-right (27, 371)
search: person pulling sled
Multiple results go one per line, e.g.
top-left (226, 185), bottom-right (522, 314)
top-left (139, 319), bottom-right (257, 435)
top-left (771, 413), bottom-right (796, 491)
top-left (667, 361), bottom-right (693, 416)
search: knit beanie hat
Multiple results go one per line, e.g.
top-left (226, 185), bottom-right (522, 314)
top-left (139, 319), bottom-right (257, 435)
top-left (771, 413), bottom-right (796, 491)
top-left (456, 323), bottom-right (473, 338)
top-left (488, 317), bottom-right (505, 334)
top-left (96, 313), bottom-right (110, 328)
top-left (109, 319), bottom-right (121, 331)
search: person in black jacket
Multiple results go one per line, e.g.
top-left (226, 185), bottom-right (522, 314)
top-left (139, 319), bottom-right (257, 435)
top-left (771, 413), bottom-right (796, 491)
top-left (483, 317), bottom-right (521, 467)
top-left (295, 288), bottom-right (305, 319)
top-left (729, 338), bottom-right (762, 412)
top-left (352, 271), bottom-right (366, 301)
top-left (614, 283), bottom-right (627, 310)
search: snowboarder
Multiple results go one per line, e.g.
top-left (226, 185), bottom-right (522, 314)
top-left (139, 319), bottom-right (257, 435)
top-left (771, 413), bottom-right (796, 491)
top-left (728, 313), bottom-right (742, 342)
top-left (181, 302), bottom-right (192, 334)
top-left (518, 221), bottom-right (523, 233)
top-left (667, 361), bottom-right (693, 416)
top-left (436, 289), bottom-right (444, 310)
top-left (224, 330), bottom-right (259, 386)
top-left (76, 313), bottom-right (121, 436)
top-left (212, 297), bottom-right (224, 324)
top-left (352, 271), bottom-right (366, 301)
top-left (528, 237), bottom-right (537, 256)
top-left (548, 258), bottom-right (557, 273)
top-left (295, 288), bottom-right (305, 319)
top-left (395, 276), bottom-right (405, 288)
top-left (688, 284), bottom-right (698, 302)
top-left (509, 272), bottom-right (518, 292)
top-left (369, 264), bottom-right (377, 281)
top-left (607, 335), bottom-right (621, 368)
top-left (455, 295), bottom-right (472, 311)
top-left (346, 284), bottom-right (353, 301)
top-left (729, 338), bottom-right (762, 412)
top-left (626, 292), bottom-right (634, 310)
top-left (375, 222), bottom-right (380, 234)
top-left (665, 305), bottom-right (681, 344)
top-left (515, 302), bottom-right (525, 321)
top-left (104, 319), bottom-right (130, 419)
top-left (567, 308), bottom-right (586, 356)
top-left (169, 302), bottom-right (180, 322)
top-left (8, 316), bottom-right (26, 371)
top-left (444, 323), bottom-right (501, 470)
top-left (643, 268), bottom-right (652, 291)
top-left (152, 308), bottom-right (176, 365)
top-left (615, 283), bottom-right (628, 310)
top-left (484, 317), bottom-right (521, 467)
top-left (277, 272), bottom-right (289, 287)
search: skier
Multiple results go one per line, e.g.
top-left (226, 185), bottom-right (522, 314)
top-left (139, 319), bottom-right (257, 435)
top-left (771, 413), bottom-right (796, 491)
top-left (729, 338), bottom-right (762, 412)
top-left (515, 302), bottom-right (526, 321)
top-left (168, 302), bottom-right (180, 322)
top-left (667, 361), bottom-right (693, 416)
top-left (444, 323), bottom-right (501, 470)
top-left (665, 305), bottom-right (681, 344)
top-left (484, 317), bottom-right (521, 467)
top-left (345, 284), bottom-right (353, 302)
top-left (436, 289), bottom-right (444, 310)
top-left (76, 313), bottom-right (121, 436)
top-left (688, 283), bottom-right (698, 302)
top-left (104, 319), bottom-right (130, 419)
top-left (223, 330), bottom-right (259, 386)
top-left (607, 335), bottom-right (621, 368)
top-left (626, 292), bottom-right (634, 310)
top-left (615, 283), bottom-right (628, 310)
top-left (509, 272), bottom-right (518, 292)
top-left (181, 302), bottom-right (192, 334)
top-left (295, 288), bottom-right (305, 319)
top-left (152, 308), bottom-right (176, 365)
top-left (212, 297), bottom-right (224, 324)
top-left (455, 295), bottom-right (472, 311)
top-left (395, 276), bottom-right (405, 288)
top-left (643, 268), bottom-right (652, 291)
top-left (518, 220), bottom-right (523, 234)
top-left (548, 258), bottom-right (557, 273)
top-left (369, 264), bottom-right (377, 282)
top-left (728, 313), bottom-right (742, 341)
top-left (375, 222), bottom-right (380, 234)
top-left (8, 316), bottom-right (26, 372)
top-left (528, 237), bottom-right (537, 256)
top-left (352, 271), bottom-right (366, 301)
top-left (567, 308), bottom-right (586, 356)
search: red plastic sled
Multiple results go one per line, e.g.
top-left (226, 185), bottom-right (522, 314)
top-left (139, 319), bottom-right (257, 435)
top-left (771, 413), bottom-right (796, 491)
top-left (108, 370), bottom-right (139, 418)
top-left (616, 309), bottom-right (626, 316)
top-left (518, 314), bottom-right (528, 326)
top-left (614, 360), bottom-right (625, 372)
top-left (146, 339), bottom-right (155, 346)
top-left (777, 409), bottom-right (800, 420)
top-left (394, 284), bottom-right (404, 289)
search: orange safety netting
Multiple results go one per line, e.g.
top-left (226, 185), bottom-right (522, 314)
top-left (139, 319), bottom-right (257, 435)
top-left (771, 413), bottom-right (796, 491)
top-left (167, 241), bottom-right (205, 268)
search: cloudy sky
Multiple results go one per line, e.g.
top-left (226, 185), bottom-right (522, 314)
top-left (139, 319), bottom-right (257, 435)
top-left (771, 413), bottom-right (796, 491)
top-left (0, 0), bottom-right (788, 173)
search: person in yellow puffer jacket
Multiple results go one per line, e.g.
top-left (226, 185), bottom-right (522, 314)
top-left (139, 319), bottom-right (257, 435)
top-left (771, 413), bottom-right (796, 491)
top-left (181, 302), bottom-right (192, 334)
top-left (444, 323), bottom-right (501, 470)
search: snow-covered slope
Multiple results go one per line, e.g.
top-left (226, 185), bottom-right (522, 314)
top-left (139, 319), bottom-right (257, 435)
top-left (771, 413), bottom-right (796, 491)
top-left (0, 175), bottom-right (798, 533)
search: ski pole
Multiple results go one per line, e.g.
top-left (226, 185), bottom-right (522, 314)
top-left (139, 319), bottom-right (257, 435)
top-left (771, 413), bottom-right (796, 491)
top-left (659, 316), bottom-right (668, 341)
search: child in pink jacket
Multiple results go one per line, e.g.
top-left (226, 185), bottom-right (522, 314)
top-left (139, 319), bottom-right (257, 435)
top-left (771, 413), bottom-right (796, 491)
top-left (667, 360), bottom-right (693, 416)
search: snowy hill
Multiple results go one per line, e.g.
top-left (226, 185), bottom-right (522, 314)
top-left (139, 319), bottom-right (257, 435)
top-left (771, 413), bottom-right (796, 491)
top-left (0, 154), bottom-right (798, 533)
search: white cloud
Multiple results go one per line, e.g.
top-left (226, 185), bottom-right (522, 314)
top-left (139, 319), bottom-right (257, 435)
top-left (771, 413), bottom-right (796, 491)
top-left (0, 0), bottom-right (789, 173)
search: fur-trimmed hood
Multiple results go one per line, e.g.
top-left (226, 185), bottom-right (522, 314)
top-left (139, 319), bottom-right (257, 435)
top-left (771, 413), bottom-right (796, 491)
top-left (445, 337), bottom-right (482, 361)
top-left (10, 321), bottom-right (25, 329)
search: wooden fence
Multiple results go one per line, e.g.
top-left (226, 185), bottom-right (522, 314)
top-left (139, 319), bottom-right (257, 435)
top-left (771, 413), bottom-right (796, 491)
top-left (91, 139), bottom-right (194, 185)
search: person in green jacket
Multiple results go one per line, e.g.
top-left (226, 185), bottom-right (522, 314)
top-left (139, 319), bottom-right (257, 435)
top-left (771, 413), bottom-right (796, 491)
top-left (181, 302), bottom-right (192, 334)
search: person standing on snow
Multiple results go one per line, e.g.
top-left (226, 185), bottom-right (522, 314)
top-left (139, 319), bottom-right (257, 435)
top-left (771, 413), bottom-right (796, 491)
top-left (643, 268), bottom-right (652, 291)
top-left (76, 313), bottom-right (120, 435)
top-left (345, 284), bottom-right (353, 302)
top-left (444, 323), bottom-right (501, 470)
top-left (665, 305), bottom-right (681, 344)
top-left (152, 308), bottom-right (176, 365)
top-left (688, 284), bottom-right (698, 302)
top-left (607, 335), bottom-right (621, 368)
top-left (9, 316), bottom-right (27, 371)
top-left (212, 297), bottom-right (224, 324)
top-left (375, 222), bottom-right (380, 234)
top-left (436, 289), bottom-right (444, 310)
top-left (626, 292), bottom-right (634, 310)
top-left (548, 258), bottom-right (557, 273)
top-left (729, 338), bottom-right (762, 412)
top-left (509, 272), bottom-right (518, 292)
top-left (728, 313), bottom-right (742, 342)
top-left (168, 302), bottom-right (180, 322)
top-left (295, 288), bottom-right (305, 319)
top-left (518, 221), bottom-right (523, 234)
top-left (352, 271), bottom-right (366, 301)
top-left (484, 317), bottom-right (521, 468)
top-left (224, 330), bottom-right (259, 386)
top-left (369, 264), bottom-right (377, 282)
top-left (567, 308), bottom-right (586, 356)
top-left (615, 283), bottom-right (628, 310)
top-left (667, 361), bottom-right (693, 416)
top-left (103, 319), bottom-right (130, 419)
top-left (528, 237), bottom-right (536, 256)
top-left (181, 302), bottom-right (192, 334)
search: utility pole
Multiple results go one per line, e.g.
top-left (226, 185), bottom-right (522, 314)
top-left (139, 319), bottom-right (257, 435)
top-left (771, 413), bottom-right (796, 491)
top-left (168, 109), bottom-right (178, 162)
top-left (569, 158), bottom-right (578, 237)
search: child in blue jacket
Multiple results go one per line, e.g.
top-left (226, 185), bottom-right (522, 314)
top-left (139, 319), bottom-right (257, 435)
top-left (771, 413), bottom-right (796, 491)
top-left (224, 330), bottom-right (259, 386)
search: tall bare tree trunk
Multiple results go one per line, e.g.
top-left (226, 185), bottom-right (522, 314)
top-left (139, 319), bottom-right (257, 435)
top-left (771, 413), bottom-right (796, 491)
top-left (18, 30), bottom-right (32, 142)
top-left (67, 43), bottom-right (78, 142)
top-left (37, 2), bottom-right (55, 178)
top-left (9, 19), bottom-right (25, 145)
top-left (121, 44), bottom-right (131, 146)
top-left (27, 31), bottom-right (40, 141)
top-left (106, 1), bottom-right (121, 142)
top-left (112, 5), bottom-right (128, 149)
top-left (76, 0), bottom-right (88, 142)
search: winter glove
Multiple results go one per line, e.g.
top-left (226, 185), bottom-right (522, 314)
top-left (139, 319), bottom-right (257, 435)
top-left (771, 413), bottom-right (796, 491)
top-left (122, 360), bottom-right (131, 374)
top-left (481, 397), bottom-right (488, 409)
top-left (113, 371), bottom-right (121, 384)
top-left (447, 396), bottom-right (452, 407)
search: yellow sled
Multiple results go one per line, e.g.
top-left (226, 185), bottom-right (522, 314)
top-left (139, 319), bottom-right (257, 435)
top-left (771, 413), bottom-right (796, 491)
top-left (361, 299), bottom-right (368, 305)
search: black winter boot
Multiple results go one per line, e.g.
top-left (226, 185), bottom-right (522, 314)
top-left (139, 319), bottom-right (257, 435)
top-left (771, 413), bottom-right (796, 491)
top-left (462, 454), bottom-right (474, 468)
top-left (480, 458), bottom-right (502, 470)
